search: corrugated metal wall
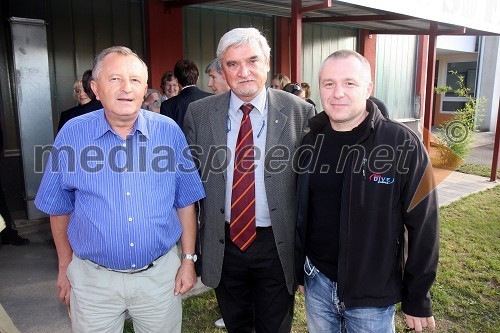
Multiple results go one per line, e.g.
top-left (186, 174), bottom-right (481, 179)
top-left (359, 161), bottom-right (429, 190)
top-left (375, 35), bottom-right (418, 119)
top-left (47, 0), bottom-right (145, 127)
top-left (184, 7), bottom-right (274, 92)
top-left (302, 23), bottom-right (357, 108)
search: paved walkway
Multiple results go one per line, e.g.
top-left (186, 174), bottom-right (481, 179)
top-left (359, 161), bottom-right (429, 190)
top-left (0, 171), bottom-right (498, 333)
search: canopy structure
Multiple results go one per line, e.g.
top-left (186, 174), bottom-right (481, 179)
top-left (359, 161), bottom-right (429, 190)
top-left (164, 0), bottom-right (500, 179)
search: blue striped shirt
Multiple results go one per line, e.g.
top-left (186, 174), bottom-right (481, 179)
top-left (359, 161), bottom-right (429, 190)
top-left (34, 109), bottom-right (205, 270)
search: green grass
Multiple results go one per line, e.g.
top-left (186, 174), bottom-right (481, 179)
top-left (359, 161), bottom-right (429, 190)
top-left (456, 163), bottom-right (500, 179)
top-left (125, 186), bottom-right (500, 332)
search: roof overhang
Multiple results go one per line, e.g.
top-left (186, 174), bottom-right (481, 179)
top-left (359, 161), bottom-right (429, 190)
top-left (163, 0), bottom-right (500, 36)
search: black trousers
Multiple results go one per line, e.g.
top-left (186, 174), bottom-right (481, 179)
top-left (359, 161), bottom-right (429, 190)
top-left (215, 224), bottom-right (294, 333)
top-left (0, 176), bottom-right (13, 229)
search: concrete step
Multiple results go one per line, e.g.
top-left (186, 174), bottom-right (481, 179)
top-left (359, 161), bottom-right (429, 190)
top-left (9, 210), bottom-right (51, 241)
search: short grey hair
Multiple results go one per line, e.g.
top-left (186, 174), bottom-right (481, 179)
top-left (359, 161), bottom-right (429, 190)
top-left (216, 28), bottom-right (271, 64)
top-left (205, 58), bottom-right (223, 75)
top-left (92, 46), bottom-right (148, 82)
top-left (318, 49), bottom-right (372, 83)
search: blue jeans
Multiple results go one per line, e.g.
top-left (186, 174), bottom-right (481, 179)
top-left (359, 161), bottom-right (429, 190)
top-left (304, 257), bottom-right (395, 333)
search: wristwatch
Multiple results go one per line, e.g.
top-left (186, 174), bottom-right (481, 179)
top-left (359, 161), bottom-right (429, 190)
top-left (181, 253), bottom-right (198, 263)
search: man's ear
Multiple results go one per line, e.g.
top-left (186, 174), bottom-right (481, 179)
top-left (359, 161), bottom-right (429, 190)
top-left (91, 81), bottom-right (99, 100)
top-left (366, 81), bottom-right (373, 98)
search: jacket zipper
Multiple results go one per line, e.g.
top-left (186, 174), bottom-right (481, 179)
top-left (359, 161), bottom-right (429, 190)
top-left (361, 157), bottom-right (367, 206)
top-left (339, 166), bottom-right (353, 308)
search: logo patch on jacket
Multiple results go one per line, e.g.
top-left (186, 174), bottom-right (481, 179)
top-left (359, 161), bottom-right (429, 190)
top-left (368, 173), bottom-right (395, 185)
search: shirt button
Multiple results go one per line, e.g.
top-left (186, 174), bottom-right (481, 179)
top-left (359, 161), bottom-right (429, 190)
top-left (122, 143), bottom-right (126, 147)
top-left (124, 168), bottom-right (128, 172)
top-left (131, 264), bottom-right (136, 268)
top-left (126, 192), bottom-right (131, 196)
top-left (128, 217), bottom-right (133, 222)
top-left (130, 243), bottom-right (134, 247)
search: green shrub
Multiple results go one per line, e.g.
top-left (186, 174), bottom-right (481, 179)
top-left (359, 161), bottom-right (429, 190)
top-left (434, 71), bottom-right (485, 165)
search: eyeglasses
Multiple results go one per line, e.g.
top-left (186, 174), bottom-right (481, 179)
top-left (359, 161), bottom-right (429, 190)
top-left (283, 83), bottom-right (302, 94)
top-left (292, 83), bottom-right (302, 91)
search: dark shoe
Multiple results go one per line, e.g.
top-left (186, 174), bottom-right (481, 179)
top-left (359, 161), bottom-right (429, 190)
top-left (1, 229), bottom-right (30, 245)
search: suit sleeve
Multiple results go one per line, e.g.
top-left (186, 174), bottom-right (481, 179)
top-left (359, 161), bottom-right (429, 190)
top-left (160, 100), bottom-right (172, 118)
top-left (183, 105), bottom-right (196, 146)
top-left (400, 136), bottom-right (439, 317)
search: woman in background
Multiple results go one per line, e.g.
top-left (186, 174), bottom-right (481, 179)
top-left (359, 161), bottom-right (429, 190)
top-left (270, 73), bottom-right (290, 89)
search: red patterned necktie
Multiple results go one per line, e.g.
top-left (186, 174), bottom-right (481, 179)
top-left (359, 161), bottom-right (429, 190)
top-left (230, 103), bottom-right (256, 251)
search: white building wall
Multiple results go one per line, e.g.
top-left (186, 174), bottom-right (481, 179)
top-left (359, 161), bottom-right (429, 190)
top-left (477, 36), bottom-right (500, 132)
top-left (437, 36), bottom-right (477, 53)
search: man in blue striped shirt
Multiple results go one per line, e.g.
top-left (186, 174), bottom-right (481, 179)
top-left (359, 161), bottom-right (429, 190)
top-left (34, 46), bottom-right (205, 333)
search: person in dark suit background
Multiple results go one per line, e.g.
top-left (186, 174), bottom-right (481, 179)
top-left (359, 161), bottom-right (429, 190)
top-left (0, 120), bottom-right (29, 246)
top-left (369, 95), bottom-right (390, 118)
top-left (57, 69), bottom-right (103, 132)
top-left (160, 59), bottom-right (211, 127)
top-left (184, 27), bottom-right (314, 333)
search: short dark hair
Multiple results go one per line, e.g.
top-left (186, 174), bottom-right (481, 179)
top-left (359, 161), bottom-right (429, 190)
top-left (82, 69), bottom-right (96, 100)
top-left (161, 71), bottom-right (176, 85)
top-left (283, 83), bottom-right (303, 97)
top-left (174, 59), bottom-right (199, 87)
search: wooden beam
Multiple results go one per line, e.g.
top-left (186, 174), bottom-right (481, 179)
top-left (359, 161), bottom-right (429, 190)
top-left (290, 0), bottom-right (302, 83)
top-left (300, 0), bottom-right (331, 14)
top-left (303, 14), bottom-right (412, 23)
top-left (423, 22), bottom-right (438, 150)
top-left (369, 28), bottom-right (499, 36)
top-left (490, 98), bottom-right (500, 182)
top-left (163, 0), bottom-right (220, 8)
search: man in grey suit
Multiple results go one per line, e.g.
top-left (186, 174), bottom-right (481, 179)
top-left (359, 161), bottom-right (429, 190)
top-left (184, 28), bottom-right (314, 332)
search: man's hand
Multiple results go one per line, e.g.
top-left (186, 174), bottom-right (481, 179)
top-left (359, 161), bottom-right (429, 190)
top-left (174, 260), bottom-right (196, 296)
top-left (404, 313), bottom-right (436, 332)
top-left (57, 267), bottom-right (72, 306)
top-left (298, 285), bottom-right (305, 294)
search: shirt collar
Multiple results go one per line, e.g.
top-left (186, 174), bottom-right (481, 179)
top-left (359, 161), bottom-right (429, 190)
top-left (229, 87), bottom-right (267, 116)
top-left (93, 109), bottom-right (150, 140)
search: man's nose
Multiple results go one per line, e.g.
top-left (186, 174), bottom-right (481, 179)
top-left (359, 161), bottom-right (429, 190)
top-left (239, 64), bottom-right (250, 77)
top-left (332, 85), bottom-right (345, 98)
top-left (121, 80), bottom-right (132, 93)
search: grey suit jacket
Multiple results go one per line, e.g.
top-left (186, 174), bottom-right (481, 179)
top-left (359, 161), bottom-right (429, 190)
top-left (184, 88), bottom-right (314, 294)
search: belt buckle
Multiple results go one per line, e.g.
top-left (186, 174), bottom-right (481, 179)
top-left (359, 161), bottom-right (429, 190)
top-left (127, 262), bottom-right (154, 274)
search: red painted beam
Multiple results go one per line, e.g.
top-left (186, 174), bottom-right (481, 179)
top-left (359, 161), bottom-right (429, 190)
top-left (290, 0), bottom-right (302, 83)
top-left (274, 16), bottom-right (291, 77)
top-left (358, 29), bottom-right (376, 92)
top-left (145, 0), bottom-right (183, 91)
top-left (490, 98), bottom-right (500, 182)
top-left (300, 0), bottom-right (331, 14)
top-left (415, 36), bottom-right (429, 119)
top-left (163, 0), bottom-right (221, 8)
top-left (423, 22), bottom-right (438, 150)
top-left (303, 14), bottom-right (412, 23)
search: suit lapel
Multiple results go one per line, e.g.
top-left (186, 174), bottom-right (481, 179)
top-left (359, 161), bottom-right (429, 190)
top-left (265, 89), bottom-right (288, 154)
top-left (209, 93), bottom-right (230, 180)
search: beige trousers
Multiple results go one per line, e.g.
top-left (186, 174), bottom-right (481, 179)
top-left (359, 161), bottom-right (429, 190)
top-left (0, 303), bottom-right (20, 333)
top-left (67, 247), bottom-right (181, 333)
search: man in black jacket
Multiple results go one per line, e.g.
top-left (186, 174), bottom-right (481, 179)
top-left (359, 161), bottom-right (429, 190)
top-left (57, 69), bottom-right (103, 132)
top-left (160, 59), bottom-right (211, 127)
top-left (295, 50), bottom-right (438, 332)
